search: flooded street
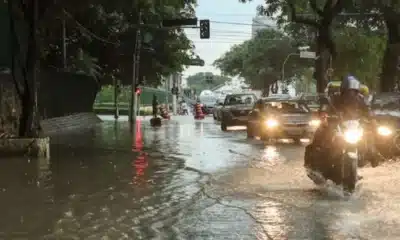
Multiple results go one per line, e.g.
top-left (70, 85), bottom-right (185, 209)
top-left (1, 115), bottom-right (400, 239)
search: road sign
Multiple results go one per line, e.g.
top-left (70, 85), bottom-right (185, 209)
top-left (162, 18), bottom-right (198, 27)
top-left (300, 51), bottom-right (316, 59)
top-left (189, 58), bottom-right (205, 66)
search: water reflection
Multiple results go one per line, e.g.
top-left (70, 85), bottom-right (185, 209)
top-left (132, 120), bottom-right (149, 183)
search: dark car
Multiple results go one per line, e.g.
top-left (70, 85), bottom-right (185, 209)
top-left (371, 92), bottom-right (400, 157)
top-left (220, 93), bottom-right (257, 131)
top-left (247, 97), bottom-right (320, 142)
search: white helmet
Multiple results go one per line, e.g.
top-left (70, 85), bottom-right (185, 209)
top-left (340, 75), bottom-right (360, 93)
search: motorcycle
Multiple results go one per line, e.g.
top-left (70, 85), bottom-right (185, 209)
top-left (305, 116), bottom-right (363, 194)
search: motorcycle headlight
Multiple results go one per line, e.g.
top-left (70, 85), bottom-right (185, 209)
top-left (377, 126), bottom-right (392, 136)
top-left (343, 128), bottom-right (363, 144)
top-left (265, 119), bottom-right (279, 128)
top-left (309, 119), bottom-right (321, 127)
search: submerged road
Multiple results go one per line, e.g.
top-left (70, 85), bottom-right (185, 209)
top-left (0, 115), bottom-right (400, 239)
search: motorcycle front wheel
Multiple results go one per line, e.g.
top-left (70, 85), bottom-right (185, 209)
top-left (342, 154), bottom-right (358, 193)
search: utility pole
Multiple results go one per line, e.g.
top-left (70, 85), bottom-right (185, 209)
top-left (62, 17), bottom-right (66, 69)
top-left (129, 11), bottom-right (142, 124)
top-left (165, 75), bottom-right (171, 111)
top-left (172, 73), bottom-right (177, 115)
top-left (113, 76), bottom-right (119, 119)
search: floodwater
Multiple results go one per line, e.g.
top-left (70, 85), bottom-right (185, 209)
top-left (0, 115), bottom-right (400, 239)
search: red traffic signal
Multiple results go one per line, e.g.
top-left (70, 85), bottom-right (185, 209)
top-left (135, 87), bottom-right (141, 95)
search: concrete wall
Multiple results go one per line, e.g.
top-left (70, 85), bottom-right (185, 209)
top-left (0, 71), bottom-right (100, 135)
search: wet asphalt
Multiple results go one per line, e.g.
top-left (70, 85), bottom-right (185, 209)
top-left (0, 115), bottom-right (399, 239)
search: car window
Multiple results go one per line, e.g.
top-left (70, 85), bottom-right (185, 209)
top-left (263, 101), bottom-right (309, 113)
top-left (224, 95), bottom-right (255, 105)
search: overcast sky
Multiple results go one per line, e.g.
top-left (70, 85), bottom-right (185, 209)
top-left (182, 0), bottom-right (264, 80)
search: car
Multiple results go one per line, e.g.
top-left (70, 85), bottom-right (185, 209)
top-left (220, 93), bottom-right (257, 131)
top-left (371, 92), bottom-right (400, 157)
top-left (296, 93), bottom-right (325, 112)
top-left (213, 98), bottom-right (224, 120)
top-left (246, 98), bottom-right (320, 142)
top-left (199, 90), bottom-right (217, 114)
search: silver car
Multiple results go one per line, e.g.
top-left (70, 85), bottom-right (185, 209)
top-left (220, 93), bottom-right (257, 131)
top-left (247, 98), bottom-right (320, 142)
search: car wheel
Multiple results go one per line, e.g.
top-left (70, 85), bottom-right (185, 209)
top-left (221, 121), bottom-right (228, 131)
top-left (247, 123), bottom-right (254, 138)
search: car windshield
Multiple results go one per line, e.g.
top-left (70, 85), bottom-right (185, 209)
top-left (224, 95), bottom-right (255, 105)
top-left (262, 101), bottom-right (309, 113)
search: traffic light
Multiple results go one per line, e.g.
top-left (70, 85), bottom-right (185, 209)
top-left (135, 84), bottom-right (141, 95)
top-left (199, 20), bottom-right (210, 39)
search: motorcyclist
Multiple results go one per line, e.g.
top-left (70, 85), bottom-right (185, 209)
top-left (180, 101), bottom-right (188, 115)
top-left (152, 94), bottom-right (159, 118)
top-left (305, 75), bottom-right (381, 169)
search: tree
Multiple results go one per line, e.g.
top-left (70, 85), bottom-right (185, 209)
top-left (333, 27), bottom-right (386, 89)
top-left (336, 0), bottom-right (399, 91)
top-left (38, 0), bottom-right (196, 86)
top-left (4, 0), bottom-right (197, 136)
top-left (214, 29), bottom-right (311, 95)
top-left (186, 72), bottom-right (232, 93)
top-left (8, 0), bottom-right (56, 137)
top-left (249, 0), bottom-right (349, 92)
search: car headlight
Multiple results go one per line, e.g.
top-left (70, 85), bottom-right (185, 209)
top-left (343, 128), bottom-right (363, 144)
top-left (309, 119), bottom-right (321, 127)
top-left (377, 126), bottom-right (392, 136)
top-left (265, 119), bottom-right (279, 128)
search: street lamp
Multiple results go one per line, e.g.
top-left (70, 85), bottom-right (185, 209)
top-left (281, 46), bottom-right (315, 84)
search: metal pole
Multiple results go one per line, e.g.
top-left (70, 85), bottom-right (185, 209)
top-left (129, 12), bottom-right (142, 124)
top-left (62, 18), bottom-right (66, 69)
top-left (166, 75), bottom-right (171, 110)
top-left (281, 53), bottom-right (299, 89)
top-left (113, 77), bottom-right (119, 119)
top-left (172, 74), bottom-right (177, 115)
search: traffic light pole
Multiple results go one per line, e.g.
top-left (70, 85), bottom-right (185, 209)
top-left (113, 77), bottom-right (120, 120)
top-left (129, 12), bottom-right (142, 124)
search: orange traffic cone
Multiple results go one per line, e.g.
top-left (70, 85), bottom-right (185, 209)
top-left (194, 103), bottom-right (205, 119)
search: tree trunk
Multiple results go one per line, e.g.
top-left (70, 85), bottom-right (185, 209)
top-left (315, 34), bottom-right (331, 93)
top-left (380, 16), bottom-right (400, 92)
top-left (9, 0), bottom-right (40, 137)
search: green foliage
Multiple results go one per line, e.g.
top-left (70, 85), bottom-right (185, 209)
top-left (214, 28), bottom-right (311, 89)
top-left (186, 72), bottom-right (232, 92)
top-left (37, 0), bottom-right (197, 86)
top-left (95, 85), bottom-right (172, 105)
top-left (237, 0), bottom-right (392, 90)
top-left (333, 27), bottom-right (386, 89)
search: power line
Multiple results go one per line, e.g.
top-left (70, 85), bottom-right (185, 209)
top-left (185, 29), bottom-right (253, 35)
top-left (210, 20), bottom-right (276, 28)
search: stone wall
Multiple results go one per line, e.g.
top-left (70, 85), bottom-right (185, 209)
top-left (0, 71), bottom-right (100, 135)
